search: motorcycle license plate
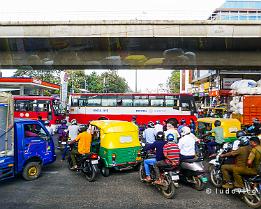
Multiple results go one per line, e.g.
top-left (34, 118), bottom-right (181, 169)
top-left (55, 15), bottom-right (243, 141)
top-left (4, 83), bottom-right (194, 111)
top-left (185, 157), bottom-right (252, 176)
top-left (171, 175), bottom-right (179, 181)
top-left (61, 142), bottom-right (66, 145)
top-left (91, 160), bottom-right (99, 164)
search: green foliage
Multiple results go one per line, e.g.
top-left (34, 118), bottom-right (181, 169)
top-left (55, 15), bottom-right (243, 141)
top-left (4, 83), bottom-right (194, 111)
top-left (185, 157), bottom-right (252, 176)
top-left (168, 70), bottom-right (180, 93)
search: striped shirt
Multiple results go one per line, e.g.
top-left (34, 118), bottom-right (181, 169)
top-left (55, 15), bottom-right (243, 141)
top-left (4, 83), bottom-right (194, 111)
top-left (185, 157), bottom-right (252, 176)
top-left (163, 142), bottom-right (180, 165)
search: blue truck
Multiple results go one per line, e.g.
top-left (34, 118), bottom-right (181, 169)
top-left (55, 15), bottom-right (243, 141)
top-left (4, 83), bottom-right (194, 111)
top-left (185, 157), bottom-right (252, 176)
top-left (0, 93), bottom-right (56, 181)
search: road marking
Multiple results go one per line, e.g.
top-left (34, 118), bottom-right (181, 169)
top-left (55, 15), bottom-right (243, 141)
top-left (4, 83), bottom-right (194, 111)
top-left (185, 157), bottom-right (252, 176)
top-left (42, 171), bottom-right (59, 174)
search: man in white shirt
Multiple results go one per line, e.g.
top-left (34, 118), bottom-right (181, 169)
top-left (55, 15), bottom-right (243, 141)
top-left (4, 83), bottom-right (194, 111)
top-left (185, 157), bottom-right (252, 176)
top-left (154, 120), bottom-right (163, 136)
top-left (44, 120), bottom-right (54, 136)
top-left (143, 121), bottom-right (156, 144)
top-left (68, 119), bottom-right (79, 141)
top-left (178, 126), bottom-right (196, 160)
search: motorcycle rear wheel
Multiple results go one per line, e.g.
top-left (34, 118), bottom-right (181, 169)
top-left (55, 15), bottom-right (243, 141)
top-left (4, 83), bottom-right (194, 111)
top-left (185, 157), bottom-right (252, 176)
top-left (84, 164), bottom-right (98, 182)
top-left (243, 192), bottom-right (261, 208)
top-left (161, 176), bottom-right (176, 199)
top-left (193, 176), bottom-right (206, 191)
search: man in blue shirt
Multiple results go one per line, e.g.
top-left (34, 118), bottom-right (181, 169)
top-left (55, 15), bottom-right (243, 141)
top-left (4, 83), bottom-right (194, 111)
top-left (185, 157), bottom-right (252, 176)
top-left (143, 131), bottom-right (166, 182)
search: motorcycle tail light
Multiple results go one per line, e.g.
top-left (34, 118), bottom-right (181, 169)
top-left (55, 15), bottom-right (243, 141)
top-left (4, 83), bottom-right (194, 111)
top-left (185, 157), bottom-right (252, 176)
top-left (91, 153), bottom-right (98, 159)
top-left (137, 150), bottom-right (141, 157)
top-left (112, 153), bottom-right (116, 161)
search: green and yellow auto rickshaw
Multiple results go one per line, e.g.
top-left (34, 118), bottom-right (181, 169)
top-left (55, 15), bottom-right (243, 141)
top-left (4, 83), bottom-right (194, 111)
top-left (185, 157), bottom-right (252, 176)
top-left (89, 120), bottom-right (141, 176)
top-left (197, 118), bottom-right (241, 143)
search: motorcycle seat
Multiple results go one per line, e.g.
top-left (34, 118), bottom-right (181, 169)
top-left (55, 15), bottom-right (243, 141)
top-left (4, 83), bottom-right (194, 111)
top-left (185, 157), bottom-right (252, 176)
top-left (181, 158), bottom-right (202, 163)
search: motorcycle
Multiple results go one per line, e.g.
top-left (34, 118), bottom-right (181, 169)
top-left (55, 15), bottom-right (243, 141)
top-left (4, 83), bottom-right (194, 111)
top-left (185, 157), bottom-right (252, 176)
top-left (67, 143), bottom-right (100, 182)
top-left (209, 143), bottom-right (261, 208)
top-left (179, 157), bottom-right (208, 191)
top-left (57, 126), bottom-right (69, 151)
top-left (139, 144), bottom-right (179, 199)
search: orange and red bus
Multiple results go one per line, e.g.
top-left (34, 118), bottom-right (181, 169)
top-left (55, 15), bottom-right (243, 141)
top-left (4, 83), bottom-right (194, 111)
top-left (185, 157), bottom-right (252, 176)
top-left (13, 96), bottom-right (65, 129)
top-left (69, 93), bottom-right (197, 125)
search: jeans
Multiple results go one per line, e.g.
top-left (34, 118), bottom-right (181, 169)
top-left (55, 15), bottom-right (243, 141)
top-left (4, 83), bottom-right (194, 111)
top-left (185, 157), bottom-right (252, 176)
top-left (144, 158), bottom-right (156, 176)
top-left (62, 146), bottom-right (69, 160)
top-left (207, 141), bottom-right (219, 154)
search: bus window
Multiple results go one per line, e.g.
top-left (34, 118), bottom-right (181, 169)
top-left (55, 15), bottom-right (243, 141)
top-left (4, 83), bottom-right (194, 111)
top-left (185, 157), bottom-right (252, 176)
top-left (117, 96), bottom-right (133, 107)
top-left (165, 96), bottom-right (179, 108)
top-left (71, 98), bottom-right (78, 107)
top-left (37, 100), bottom-right (49, 112)
top-left (149, 96), bottom-right (164, 107)
top-left (102, 96), bottom-right (117, 107)
top-left (87, 96), bottom-right (102, 106)
top-left (179, 95), bottom-right (196, 113)
top-left (78, 99), bottom-right (86, 107)
top-left (133, 96), bottom-right (149, 107)
top-left (181, 102), bottom-right (190, 111)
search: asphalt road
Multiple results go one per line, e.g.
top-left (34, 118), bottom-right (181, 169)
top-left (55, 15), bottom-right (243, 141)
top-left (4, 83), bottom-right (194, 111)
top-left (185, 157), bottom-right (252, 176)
top-left (0, 149), bottom-right (250, 209)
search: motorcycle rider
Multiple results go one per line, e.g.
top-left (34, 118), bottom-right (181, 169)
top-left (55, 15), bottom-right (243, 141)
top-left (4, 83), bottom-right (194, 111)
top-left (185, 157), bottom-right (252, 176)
top-left (164, 120), bottom-right (180, 141)
top-left (220, 136), bottom-right (251, 189)
top-left (57, 119), bottom-right (68, 148)
top-left (143, 131), bottom-right (166, 182)
top-left (154, 120), bottom-right (163, 135)
top-left (143, 121), bottom-right (156, 145)
top-left (44, 120), bottom-right (53, 136)
top-left (229, 136), bottom-right (261, 189)
top-left (204, 120), bottom-right (225, 156)
top-left (154, 133), bottom-right (180, 185)
top-left (68, 124), bottom-right (92, 170)
top-left (177, 119), bottom-right (186, 135)
top-left (247, 118), bottom-right (261, 136)
top-left (178, 126), bottom-right (197, 160)
top-left (68, 119), bottom-right (79, 142)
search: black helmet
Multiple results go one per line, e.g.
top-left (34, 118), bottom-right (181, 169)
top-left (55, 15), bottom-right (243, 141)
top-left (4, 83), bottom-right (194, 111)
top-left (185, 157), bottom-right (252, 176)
top-left (214, 120), bottom-right (221, 127)
top-left (71, 119), bottom-right (77, 125)
top-left (236, 130), bottom-right (246, 139)
top-left (180, 119), bottom-right (186, 125)
top-left (156, 131), bottom-right (164, 141)
top-left (61, 119), bottom-right (67, 124)
top-left (253, 118), bottom-right (260, 124)
top-left (44, 120), bottom-right (50, 126)
top-left (155, 120), bottom-right (160, 124)
top-left (148, 121), bottom-right (155, 128)
top-left (78, 125), bottom-right (87, 133)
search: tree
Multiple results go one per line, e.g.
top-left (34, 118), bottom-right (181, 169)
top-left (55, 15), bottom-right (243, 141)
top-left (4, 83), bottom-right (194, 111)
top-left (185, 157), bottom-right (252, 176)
top-left (14, 69), bottom-right (61, 84)
top-left (168, 70), bottom-right (180, 93)
top-left (85, 72), bottom-right (103, 93)
top-left (100, 70), bottom-right (129, 93)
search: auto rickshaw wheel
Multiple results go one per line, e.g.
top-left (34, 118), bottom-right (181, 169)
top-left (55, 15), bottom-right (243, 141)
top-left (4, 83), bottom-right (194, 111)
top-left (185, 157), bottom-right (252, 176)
top-left (101, 166), bottom-right (110, 177)
top-left (22, 162), bottom-right (42, 181)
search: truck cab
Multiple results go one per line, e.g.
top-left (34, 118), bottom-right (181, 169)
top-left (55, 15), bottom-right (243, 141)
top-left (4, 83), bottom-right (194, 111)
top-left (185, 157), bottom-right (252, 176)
top-left (0, 119), bottom-right (56, 181)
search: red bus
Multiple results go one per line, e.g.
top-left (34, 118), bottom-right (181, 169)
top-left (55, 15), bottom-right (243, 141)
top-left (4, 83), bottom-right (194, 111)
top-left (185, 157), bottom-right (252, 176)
top-left (13, 96), bottom-right (65, 129)
top-left (68, 93), bottom-right (197, 125)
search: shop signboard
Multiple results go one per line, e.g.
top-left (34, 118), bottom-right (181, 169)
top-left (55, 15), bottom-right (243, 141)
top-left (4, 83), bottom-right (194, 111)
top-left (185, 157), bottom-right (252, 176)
top-left (223, 78), bottom-right (241, 89)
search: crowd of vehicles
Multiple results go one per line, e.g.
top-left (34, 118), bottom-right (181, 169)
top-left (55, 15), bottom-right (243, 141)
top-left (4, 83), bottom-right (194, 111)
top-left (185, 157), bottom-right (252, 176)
top-left (1, 92), bottom-right (260, 208)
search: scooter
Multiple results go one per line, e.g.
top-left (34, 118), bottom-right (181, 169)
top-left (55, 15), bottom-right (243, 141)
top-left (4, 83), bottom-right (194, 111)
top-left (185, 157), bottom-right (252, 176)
top-left (139, 144), bottom-right (179, 199)
top-left (179, 157), bottom-right (208, 191)
top-left (67, 143), bottom-right (100, 182)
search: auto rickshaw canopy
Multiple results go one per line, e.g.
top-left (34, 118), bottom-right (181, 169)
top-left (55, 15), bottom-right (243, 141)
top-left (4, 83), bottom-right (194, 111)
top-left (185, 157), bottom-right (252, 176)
top-left (90, 120), bottom-right (138, 134)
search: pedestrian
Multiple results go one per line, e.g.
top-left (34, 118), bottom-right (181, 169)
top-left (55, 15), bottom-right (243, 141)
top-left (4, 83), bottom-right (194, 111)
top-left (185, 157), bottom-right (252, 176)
top-left (189, 118), bottom-right (196, 134)
top-left (162, 120), bottom-right (167, 132)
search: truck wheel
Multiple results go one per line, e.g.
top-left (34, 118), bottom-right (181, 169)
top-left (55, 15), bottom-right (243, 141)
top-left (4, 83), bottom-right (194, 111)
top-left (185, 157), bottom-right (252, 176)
top-left (22, 162), bottom-right (42, 181)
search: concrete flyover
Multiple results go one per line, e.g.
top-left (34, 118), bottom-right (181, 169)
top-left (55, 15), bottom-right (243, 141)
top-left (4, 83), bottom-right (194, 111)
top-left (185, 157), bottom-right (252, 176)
top-left (1, 20), bottom-right (261, 38)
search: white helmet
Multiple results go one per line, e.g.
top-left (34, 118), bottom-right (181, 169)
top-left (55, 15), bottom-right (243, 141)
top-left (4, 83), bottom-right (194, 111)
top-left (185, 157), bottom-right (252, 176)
top-left (181, 126), bottom-right (191, 136)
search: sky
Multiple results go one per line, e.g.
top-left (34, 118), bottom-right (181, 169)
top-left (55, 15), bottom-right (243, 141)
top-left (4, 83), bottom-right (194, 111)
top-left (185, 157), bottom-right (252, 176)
top-left (0, 0), bottom-right (225, 91)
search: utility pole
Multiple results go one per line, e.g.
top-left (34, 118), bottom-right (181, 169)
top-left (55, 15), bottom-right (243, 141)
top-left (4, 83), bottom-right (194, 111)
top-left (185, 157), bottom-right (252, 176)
top-left (135, 69), bottom-right (138, 92)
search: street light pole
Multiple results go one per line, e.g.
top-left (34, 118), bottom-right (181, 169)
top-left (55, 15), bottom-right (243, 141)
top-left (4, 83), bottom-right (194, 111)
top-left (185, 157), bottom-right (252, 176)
top-left (135, 69), bottom-right (138, 92)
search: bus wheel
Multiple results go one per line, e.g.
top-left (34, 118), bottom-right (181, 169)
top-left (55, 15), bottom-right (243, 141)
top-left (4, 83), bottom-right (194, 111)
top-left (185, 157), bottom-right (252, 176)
top-left (22, 162), bottom-right (42, 181)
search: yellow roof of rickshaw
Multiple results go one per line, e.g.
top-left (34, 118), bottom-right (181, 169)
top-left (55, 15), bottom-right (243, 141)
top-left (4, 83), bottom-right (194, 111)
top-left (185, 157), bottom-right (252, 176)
top-left (197, 118), bottom-right (240, 124)
top-left (90, 120), bottom-right (138, 133)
